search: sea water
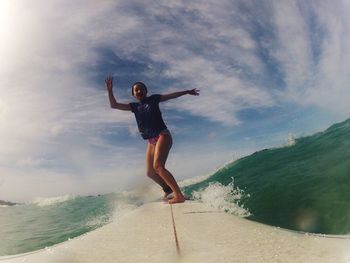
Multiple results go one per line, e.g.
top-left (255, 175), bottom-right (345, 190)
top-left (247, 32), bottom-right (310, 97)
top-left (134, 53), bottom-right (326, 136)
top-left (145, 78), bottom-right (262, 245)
top-left (1, 118), bottom-right (350, 256)
top-left (0, 194), bottom-right (114, 256)
top-left (184, 117), bottom-right (350, 235)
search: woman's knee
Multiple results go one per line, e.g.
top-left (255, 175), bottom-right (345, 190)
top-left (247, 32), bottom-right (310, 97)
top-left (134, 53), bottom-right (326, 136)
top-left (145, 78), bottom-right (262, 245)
top-left (153, 161), bottom-right (164, 174)
top-left (146, 169), bottom-right (156, 178)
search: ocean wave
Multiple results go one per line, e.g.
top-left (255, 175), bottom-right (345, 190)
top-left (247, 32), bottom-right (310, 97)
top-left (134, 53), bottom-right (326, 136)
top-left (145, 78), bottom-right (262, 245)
top-left (185, 117), bottom-right (350, 234)
top-left (32, 194), bottom-right (75, 207)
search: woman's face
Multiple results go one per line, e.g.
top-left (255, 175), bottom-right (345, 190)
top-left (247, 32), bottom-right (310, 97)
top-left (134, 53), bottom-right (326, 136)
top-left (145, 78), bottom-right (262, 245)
top-left (133, 85), bottom-right (147, 101)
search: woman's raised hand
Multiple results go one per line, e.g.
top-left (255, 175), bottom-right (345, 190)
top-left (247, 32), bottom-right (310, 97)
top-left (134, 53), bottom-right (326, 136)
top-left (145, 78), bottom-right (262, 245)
top-left (188, 88), bottom-right (200, 96)
top-left (105, 75), bottom-right (114, 92)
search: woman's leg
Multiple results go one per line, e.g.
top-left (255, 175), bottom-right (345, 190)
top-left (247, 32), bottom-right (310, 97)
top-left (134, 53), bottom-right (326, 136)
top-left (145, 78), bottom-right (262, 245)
top-left (146, 142), bottom-right (172, 199)
top-left (153, 133), bottom-right (186, 204)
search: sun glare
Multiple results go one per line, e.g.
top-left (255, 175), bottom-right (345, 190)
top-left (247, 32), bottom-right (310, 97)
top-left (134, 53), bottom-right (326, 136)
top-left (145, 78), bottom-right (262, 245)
top-left (0, 0), bottom-right (19, 51)
top-left (0, 1), bottom-right (11, 36)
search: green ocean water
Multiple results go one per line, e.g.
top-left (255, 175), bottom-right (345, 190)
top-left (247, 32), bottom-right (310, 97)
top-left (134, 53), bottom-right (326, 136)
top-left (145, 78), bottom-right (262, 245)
top-left (184, 118), bottom-right (350, 234)
top-left (0, 194), bottom-right (116, 256)
top-left (0, 191), bottom-right (146, 257)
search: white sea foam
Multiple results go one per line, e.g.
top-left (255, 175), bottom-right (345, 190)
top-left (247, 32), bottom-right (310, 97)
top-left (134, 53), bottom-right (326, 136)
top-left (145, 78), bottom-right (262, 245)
top-left (119, 184), bottom-right (161, 204)
top-left (285, 134), bottom-right (296, 147)
top-left (275, 134), bottom-right (297, 149)
top-left (108, 187), bottom-right (157, 222)
top-left (32, 194), bottom-right (75, 207)
top-left (111, 202), bottom-right (140, 222)
top-left (192, 179), bottom-right (251, 217)
top-left (86, 214), bottom-right (111, 228)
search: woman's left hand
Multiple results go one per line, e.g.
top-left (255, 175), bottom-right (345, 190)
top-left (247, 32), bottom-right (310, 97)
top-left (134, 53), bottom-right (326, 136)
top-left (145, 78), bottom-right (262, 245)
top-left (188, 88), bottom-right (200, 96)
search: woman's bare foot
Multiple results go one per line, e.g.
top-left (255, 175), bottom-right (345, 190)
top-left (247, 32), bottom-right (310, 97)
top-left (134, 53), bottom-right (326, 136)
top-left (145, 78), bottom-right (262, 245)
top-left (168, 195), bottom-right (186, 204)
top-left (163, 195), bottom-right (190, 203)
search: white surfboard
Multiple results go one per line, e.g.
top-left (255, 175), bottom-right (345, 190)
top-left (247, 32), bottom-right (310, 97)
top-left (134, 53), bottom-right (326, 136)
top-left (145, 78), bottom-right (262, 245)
top-left (1, 201), bottom-right (350, 263)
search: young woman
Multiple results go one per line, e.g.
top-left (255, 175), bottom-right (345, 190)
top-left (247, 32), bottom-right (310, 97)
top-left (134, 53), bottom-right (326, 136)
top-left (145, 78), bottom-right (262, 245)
top-left (105, 76), bottom-right (200, 204)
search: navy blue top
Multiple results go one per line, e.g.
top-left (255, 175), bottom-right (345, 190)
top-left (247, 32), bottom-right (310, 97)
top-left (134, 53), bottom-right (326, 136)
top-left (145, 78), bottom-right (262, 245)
top-left (129, 94), bottom-right (167, 139)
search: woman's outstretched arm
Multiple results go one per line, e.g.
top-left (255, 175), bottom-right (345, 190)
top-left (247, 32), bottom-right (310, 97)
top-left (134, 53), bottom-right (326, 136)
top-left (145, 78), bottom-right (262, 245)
top-left (105, 75), bottom-right (131, 111)
top-left (160, 88), bottom-right (200, 102)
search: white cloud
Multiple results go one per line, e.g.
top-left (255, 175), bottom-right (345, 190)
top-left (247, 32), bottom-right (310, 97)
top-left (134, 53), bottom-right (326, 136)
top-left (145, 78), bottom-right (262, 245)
top-left (263, 0), bottom-right (350, 117)
top-left (304, 1), bottom-right (350, 116)
top-left (271, 1), bottom-right (313, 96)
top-left (16, 157), bottom-right (47, 167)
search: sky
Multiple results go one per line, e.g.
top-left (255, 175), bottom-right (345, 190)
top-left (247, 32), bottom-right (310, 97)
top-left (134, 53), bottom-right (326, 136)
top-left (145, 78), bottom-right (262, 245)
top-left (1, 0), bottom-right (350, 202)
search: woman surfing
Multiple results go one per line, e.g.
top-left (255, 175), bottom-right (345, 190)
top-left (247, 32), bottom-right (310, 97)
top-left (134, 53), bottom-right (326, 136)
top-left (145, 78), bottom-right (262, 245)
top-left (105, 76), bottom-right (200, 204)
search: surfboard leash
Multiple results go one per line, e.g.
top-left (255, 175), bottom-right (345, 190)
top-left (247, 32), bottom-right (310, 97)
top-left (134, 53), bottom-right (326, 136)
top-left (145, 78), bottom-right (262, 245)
top-left (170, 204), bottom-right (181, 256)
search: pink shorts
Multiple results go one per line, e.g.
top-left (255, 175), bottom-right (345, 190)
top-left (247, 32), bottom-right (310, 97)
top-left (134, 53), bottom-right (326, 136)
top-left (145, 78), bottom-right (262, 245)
top-left (148, 129), bottom-right (170, 145)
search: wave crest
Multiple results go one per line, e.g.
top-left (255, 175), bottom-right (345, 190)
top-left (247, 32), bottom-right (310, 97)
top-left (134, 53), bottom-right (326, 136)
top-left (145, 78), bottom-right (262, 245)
top-left (32, 195), bottom-right (75, 207)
